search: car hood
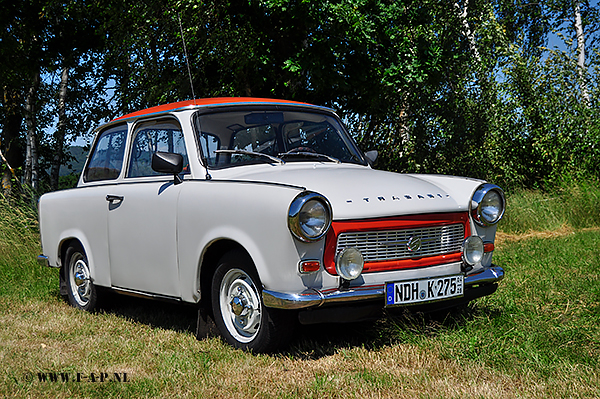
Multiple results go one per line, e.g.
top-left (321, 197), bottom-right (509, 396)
top-left (212, 163), bottom-right (485, 220)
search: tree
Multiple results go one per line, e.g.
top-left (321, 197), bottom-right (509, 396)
top-left (2, 0), bottom-right (599, 197)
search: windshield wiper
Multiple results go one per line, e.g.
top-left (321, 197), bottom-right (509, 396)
top-left (278, 151), bottom-right (340, 164)
top-left (215, 149), bottom-right (285, 165)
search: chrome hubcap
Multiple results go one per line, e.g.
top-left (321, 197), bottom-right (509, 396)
top-left (219, 269), bottom-right (262, 343)
top-left (70, 255), bottom-right (91, 307)
top-left (230, 289), bottom-right (251, 316)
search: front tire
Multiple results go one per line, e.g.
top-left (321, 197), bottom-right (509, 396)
top-left (211, 251), bottom-right (295, 352)
top-left (64, 244), bottom-right (98, 312)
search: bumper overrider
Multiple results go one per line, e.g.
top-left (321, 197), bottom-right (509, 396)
top-left (263, 265), bottom-right (504, 310)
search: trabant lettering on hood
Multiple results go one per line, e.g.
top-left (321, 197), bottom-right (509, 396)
top-left (209, 163), bottom-right (482, 220)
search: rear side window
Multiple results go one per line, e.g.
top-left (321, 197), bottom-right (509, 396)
top-left (84, 125), bottom-right (127, 182)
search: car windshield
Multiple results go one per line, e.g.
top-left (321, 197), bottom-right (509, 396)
top-left (194, 109), bottom-right (366, 168)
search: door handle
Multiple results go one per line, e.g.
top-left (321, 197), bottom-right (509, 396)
top-left (106, 195), bottom-right (124, 202)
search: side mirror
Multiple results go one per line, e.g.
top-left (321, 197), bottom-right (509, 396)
top-left (152, 152), bottom-right (184, 185)
top-left (365, 150), bottom-right (378, 166)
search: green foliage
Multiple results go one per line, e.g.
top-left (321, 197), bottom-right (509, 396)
top-left (58, 173), bottom-right (79, 190)
top-left (2, 0), bottom-right (600, 195)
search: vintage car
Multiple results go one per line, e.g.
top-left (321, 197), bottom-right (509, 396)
top-left (38, 97), bottom-right (505, 352)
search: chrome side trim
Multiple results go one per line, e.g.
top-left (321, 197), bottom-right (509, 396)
top-left (262, 266), bottom-right (504, 310)
top-left (111, 286), bottom-right (182, 302)
top-left (37, 254), bottom-right (54, 268)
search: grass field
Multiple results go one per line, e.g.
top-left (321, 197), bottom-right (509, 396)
top-left (1, 188), bottom-right (599, 398)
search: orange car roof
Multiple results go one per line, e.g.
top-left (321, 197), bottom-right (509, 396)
top-left (112, 97), bottom-right (318, 122)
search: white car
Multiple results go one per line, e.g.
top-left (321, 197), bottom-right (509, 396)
top-left (38, 97), bottom-right (505, 352)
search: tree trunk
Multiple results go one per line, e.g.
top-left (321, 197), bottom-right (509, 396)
top-left (50, 66), bottom-right (70, 191)
top-left (574, 1), bottom-right (589, 105)
top-left (1, 88), bottom-right (24, 197)
top-left (455, 0), bottom-right (481, 64)
top-left (24, 69), bottom-right (41, 191)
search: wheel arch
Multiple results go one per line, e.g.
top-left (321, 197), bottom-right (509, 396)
top-left (197, 239), bottom-right (257, 314)
top-left (56, 233), bottom-right (111, 288)
top-left (58, 237), bottom-right (84, 267)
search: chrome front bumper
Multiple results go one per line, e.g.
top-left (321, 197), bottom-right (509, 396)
top-left (263, 266), bottom-right (504, 310)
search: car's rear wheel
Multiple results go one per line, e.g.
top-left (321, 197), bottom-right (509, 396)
top-left (64, 243), bottom-right (98, 312)
top-left (211, 250), bottom-right (295, 352)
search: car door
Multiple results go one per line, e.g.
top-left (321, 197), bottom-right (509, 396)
top-left (107, 118), bottom-right (189, 298)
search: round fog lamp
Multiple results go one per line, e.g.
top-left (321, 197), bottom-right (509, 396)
top-left (462, 236), bottom-right (484, 266)
top-left (336, 248), bottom-right (364, 280)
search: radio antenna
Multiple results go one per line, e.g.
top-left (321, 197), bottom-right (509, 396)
top-left (176, 12), bottom-right (196, 103)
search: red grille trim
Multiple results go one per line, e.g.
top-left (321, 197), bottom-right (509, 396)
top-left (323, 212), bottom-right (470, 275)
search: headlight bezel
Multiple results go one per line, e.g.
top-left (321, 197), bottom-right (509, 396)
top-left (470, 184), bottom-right (506, 226)
top-left (288, 191), bottom-right (332, 242)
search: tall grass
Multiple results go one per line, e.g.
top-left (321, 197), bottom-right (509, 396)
top-left (500, 181), bottom-right (600, 234)
top-left (0, 195), bottom-right (57, 300)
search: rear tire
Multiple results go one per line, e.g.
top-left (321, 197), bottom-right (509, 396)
top-left (211, 250), bottom-right (295, 352)
top-left (64, 243), bottom-right (98, 312)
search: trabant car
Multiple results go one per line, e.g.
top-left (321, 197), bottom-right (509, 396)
top-left (38, 97), bottom-right (505, 352)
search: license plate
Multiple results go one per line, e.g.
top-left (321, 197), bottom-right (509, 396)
top-left (385, 274), bottom-right (464, 306)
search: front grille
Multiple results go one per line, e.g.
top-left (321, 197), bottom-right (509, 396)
top-left (335, 224), bottom-right (464, 263)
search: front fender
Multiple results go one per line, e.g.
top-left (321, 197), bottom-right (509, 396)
top-left (176, 180), bottom-right (327, 303)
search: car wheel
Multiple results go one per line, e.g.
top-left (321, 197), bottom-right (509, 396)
top-left (64, 244), bottom-right (98, 311)
top-left (211, 250), bottom-right (295, 352)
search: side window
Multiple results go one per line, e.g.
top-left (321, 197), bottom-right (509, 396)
top-left (84, 125), bottom-right (127, 182)
top-left (128, 119), bottom-right (189, 178)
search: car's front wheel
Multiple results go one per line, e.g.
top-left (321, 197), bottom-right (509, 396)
top-left (64, 243), bottom-right (98, 312)
top-left (211, 250), bottom-right (295, 352)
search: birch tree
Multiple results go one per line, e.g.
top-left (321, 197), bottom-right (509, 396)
top-left (23, 70), bottom-right (41, 190)
top-left (455, 0), bottom-right (481, 64)
top-left (50, 66), bottom-right (69, 191)
top-left (574, 1), bottom-right (589, 104)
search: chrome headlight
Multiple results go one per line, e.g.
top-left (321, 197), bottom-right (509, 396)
top-left (470, 184), bottom-right (505, 226)
top-left (288, 191), bottom-right (332, 242)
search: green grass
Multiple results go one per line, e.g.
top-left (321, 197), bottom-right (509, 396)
top-left (1, 189), bottom-right (600, 398)
top-left (501, 181), bottom-right (600, 234)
